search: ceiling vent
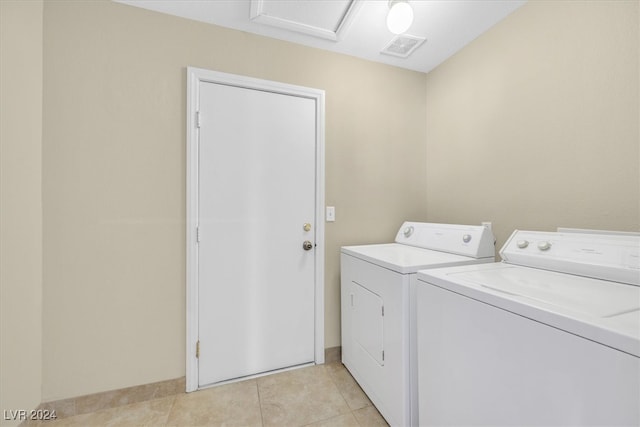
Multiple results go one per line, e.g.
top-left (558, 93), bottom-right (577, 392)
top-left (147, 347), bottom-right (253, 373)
top-left (381, 34), bottom-right (426, 58)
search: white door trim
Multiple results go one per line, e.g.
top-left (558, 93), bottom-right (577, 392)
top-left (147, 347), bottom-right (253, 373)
top-left (185, 67), bottom-right (325, 392)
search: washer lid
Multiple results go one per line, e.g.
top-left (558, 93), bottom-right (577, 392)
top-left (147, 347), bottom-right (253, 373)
top-left (451, 265), bottom-right (638, 318)
top-left (341, 243), bottom-right (493, 274)
top-left (418, 263), bottom-right (640, 357)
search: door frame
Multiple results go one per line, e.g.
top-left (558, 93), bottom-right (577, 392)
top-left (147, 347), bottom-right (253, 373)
top-left (185, 67), bottom-right (325, 392)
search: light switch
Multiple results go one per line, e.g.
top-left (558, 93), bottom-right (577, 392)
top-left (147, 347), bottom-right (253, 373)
top-left (326, 206), bottom-right (336, 222)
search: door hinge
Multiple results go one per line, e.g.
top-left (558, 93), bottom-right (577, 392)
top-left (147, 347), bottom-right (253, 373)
top-left (381, 306), bottom-right (385, 316)
top-left (196, 226), bottom-right (201, 243)
top-left (382, 350), bottom-right (385, 361)
top-left (196, 340), bottom-right (200, 359)
top-left (196, 111), bottom-right (201, 128)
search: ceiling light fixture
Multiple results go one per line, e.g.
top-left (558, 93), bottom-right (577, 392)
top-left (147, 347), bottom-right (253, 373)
top-left (386, 0), bottom-right (414, 35)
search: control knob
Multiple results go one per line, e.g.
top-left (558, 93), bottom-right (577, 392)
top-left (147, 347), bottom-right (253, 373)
top-left (517, 240), bottom-right (529, 249)
top-left (403, 226), bottom-right (414, 238)
top-left (537, 241), bottom-right (552, 251)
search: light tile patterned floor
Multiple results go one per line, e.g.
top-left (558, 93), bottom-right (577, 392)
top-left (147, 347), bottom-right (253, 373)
top-left (34, 362), bottom-right (388, 426)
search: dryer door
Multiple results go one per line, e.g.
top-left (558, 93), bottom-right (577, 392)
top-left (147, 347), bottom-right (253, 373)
top-left (352, 282), bottom-right (384, 365)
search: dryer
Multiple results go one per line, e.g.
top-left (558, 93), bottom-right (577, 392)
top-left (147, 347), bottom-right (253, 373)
top-left (416, 229), bottom-right (640, 426)
top-left (341, 222), bottom-right (495, 427)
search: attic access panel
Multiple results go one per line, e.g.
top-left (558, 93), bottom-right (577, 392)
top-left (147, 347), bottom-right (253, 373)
top-left (250, 0), bottom-right (362, 41)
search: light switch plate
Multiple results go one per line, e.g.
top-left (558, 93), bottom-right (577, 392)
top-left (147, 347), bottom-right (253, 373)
top-left (326, 206), bottom-right (336, 222)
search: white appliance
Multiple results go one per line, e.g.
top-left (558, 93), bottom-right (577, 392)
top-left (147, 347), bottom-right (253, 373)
top-left (416, 229), bottom-right (640, 426)
top-left (341, 222), bottom-right (495, 426)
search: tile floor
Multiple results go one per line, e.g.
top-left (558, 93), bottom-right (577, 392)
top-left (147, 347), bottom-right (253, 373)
top-left (31, 362), bottom-right (388, 427)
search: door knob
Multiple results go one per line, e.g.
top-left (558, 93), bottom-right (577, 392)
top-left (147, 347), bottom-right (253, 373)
top-left (303, 241), bottom-right (313, 251)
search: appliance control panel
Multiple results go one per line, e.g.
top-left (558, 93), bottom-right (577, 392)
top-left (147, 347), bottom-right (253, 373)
top-left (394, 221), bottom-right (495, 259)
top-left (501, 230), bottom-right (640, 286)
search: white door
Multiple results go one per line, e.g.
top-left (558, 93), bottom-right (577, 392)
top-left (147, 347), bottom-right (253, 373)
top-left (196, 80), bottom-right (318, 386)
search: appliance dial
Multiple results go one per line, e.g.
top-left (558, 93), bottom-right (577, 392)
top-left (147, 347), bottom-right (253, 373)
top-left (517, 240), bottom-right (529, 249)
top-left (463, 234), bottom-right (472, 243)
top-left (537, 241), bottom-right (552, 251)
top-left (403, 226), bottom-right (414, 238)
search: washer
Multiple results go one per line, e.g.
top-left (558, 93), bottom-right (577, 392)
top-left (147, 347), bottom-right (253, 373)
top-left (416, 229), bottom-right (640, 426)
top-left (341, 222), bottom-right (495, 427)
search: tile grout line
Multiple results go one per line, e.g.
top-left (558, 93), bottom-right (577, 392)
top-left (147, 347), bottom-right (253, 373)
top-left (326, 364), bottom-right (351, 410)
top-left (162, 394), bottom-right (179, 426)
top-left (256, 379), bottom-right (266, 427)
top-left (325, 363), bottom-right (363, 426)
top-left (326, 362), bottom-right (387, 426)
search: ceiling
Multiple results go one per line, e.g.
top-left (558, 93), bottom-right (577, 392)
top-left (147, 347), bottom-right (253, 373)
top-left (115, 0), bottom-right (527, 73)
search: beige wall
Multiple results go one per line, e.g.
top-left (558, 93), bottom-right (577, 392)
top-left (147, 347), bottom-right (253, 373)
top-left (0, 1), bottom-right (44, 424)
top-left (425, 0), bottom-right (640, 249)
top-left (41, 0), bottom-right (427, 400)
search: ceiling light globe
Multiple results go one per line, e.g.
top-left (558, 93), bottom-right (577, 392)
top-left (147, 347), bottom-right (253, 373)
top-left (387, 1), bottom-right (414, 34)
